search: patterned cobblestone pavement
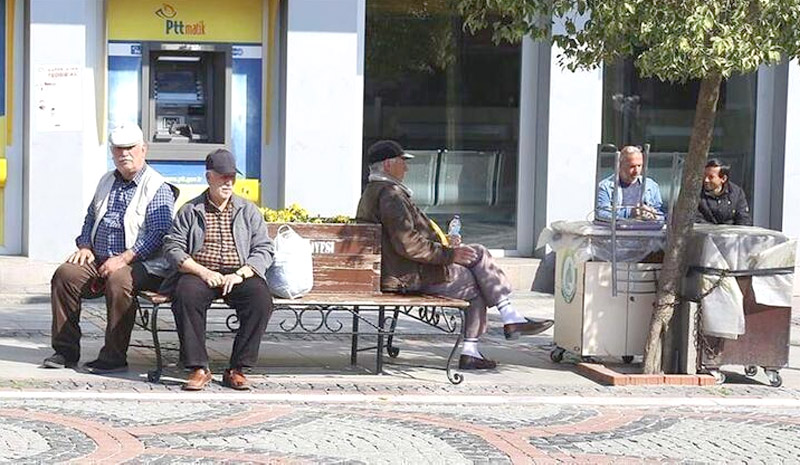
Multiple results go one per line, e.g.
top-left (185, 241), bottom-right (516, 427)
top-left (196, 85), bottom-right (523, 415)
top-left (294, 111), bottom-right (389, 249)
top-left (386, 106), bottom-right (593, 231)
top-left (0, 398), bottom-right (799, 463)
top-left (0, 294), bottom-right (797, 462)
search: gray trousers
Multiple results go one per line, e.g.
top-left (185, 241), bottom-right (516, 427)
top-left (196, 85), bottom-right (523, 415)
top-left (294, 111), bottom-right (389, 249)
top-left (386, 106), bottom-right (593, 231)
top-left (421, 244), bottom-right (512, 338)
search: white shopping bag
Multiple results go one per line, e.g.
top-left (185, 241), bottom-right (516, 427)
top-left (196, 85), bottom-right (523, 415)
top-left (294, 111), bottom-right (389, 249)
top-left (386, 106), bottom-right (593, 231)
top-left (266, 225), bottom-right (314, 299)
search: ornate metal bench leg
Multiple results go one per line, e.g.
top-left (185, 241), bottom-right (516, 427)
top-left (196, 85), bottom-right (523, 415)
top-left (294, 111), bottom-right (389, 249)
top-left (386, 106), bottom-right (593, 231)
top-left (376, 306), bottom-right (385, 375)
top-left (134, 298), bottom-right (149, 330)
top-left (385, 308), bottom-right (401, 358)
top-left (446, 309), bottom-right (465, 385)
top-left (350, 307), bottom-right (359, 366)
top-left (147, 304), bottom-right (163, 383)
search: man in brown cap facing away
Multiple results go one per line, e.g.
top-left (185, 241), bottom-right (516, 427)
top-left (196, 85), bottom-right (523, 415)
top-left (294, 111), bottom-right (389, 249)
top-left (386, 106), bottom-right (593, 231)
top-left (162, 148), bottom-right (274, 391)
top-left (357, 140), bottom-right (553, 370)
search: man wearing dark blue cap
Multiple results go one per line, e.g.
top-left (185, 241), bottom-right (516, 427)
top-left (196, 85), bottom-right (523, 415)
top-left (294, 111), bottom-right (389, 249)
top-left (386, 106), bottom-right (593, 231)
top-left (162, 148), bottom-right (274, 391)
top-left (357, 140), bottom-right (554, 370)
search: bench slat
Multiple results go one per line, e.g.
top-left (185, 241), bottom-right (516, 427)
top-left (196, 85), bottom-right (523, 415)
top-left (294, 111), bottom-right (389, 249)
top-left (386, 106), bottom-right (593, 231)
top-left (267, 223), bottom-right (382, 294)
top-left (267, 223), bottom-right (381, 255)
top-left (312, 269), bottom-right (381, 293)
top-left (138, 291), bottom-right (468, 308)
top-left (273, 293), bottom-right (469, 308)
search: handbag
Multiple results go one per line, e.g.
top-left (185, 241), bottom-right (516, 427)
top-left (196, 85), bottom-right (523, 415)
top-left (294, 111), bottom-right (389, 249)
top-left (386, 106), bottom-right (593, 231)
top-left (266, 225), bottom-right (314, 299)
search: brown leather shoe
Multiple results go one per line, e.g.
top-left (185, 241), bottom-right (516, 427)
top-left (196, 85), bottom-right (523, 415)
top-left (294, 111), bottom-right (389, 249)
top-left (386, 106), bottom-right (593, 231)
top-left (222, 368), bottom-right (251, 391)
top-left (182, 368), bottom-right (213, 391)
top-left (503, 318), bottom-right (554, 340)
top-left (458, 354), bottom-right (497, 370)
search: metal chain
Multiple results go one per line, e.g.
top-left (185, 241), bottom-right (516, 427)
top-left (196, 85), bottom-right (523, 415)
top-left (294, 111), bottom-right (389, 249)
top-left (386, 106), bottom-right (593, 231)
top-left (688, 270), bottom-right (729, 358)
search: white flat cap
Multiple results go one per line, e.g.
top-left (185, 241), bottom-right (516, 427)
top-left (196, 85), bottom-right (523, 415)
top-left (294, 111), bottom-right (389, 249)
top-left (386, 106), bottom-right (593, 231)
top-left (109, 122), bottom-right (144, 148)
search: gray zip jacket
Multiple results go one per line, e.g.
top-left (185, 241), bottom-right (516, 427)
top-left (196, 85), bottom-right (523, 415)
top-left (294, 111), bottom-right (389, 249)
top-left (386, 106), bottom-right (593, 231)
top-left (160, 192), bottom-right (274, 295)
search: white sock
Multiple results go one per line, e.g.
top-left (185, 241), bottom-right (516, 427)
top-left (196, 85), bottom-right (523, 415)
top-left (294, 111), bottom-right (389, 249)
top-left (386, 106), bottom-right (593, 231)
top-left (497, 297), bottom-right (527, 324)
top-left (461, 339), bottom-right (482, 358)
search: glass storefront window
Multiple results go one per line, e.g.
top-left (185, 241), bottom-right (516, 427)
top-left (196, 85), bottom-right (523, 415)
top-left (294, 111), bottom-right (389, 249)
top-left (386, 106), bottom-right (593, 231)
top-left (363, 0), bottom-right (521, 249)
top-left (602, 59), bottom-right (757, 210)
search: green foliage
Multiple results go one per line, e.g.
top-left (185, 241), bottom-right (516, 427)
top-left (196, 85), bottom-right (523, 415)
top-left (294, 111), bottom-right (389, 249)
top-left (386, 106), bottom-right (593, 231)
top-left (366, 0), bottom-right (458, 80)
top-left (457, 0), bottom-right (800, 82)
top-left (261, 204), bottom-right (352, 224)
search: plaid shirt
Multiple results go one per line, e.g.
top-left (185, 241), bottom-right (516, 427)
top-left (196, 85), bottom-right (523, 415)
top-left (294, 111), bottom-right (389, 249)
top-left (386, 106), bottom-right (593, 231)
top-left (76, 166), bottom-right (175, 262)
top-left (192, 195), bottom-right (241, 272)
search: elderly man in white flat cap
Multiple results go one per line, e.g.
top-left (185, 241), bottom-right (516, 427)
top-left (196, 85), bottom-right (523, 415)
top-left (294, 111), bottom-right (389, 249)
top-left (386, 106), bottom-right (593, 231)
top-left (43, 122), bottom-right (175, 374)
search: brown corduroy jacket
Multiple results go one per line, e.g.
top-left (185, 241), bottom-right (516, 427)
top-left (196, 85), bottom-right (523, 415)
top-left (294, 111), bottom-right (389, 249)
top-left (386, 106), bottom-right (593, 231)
top-left (356, 180), bottom-right (454, 292)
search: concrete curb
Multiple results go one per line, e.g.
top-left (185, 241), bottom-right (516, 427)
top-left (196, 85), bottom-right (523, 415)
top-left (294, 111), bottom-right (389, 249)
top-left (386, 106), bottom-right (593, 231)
top-left (1, 390), bottom-right (800, 407)
top-left (0, 293), bottom-right (51, 305)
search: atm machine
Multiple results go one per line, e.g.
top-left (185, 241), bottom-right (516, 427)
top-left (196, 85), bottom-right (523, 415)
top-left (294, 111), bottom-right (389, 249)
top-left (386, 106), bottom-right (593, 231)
top-left (146, 45), bottom-right (227, 150)
top-left (106, 0), bottom-right (264, 205)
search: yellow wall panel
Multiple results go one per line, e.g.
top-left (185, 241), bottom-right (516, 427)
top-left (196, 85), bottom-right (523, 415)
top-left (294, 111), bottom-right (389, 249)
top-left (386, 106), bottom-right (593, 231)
top-left (172, 179), bottom-right (260, 211)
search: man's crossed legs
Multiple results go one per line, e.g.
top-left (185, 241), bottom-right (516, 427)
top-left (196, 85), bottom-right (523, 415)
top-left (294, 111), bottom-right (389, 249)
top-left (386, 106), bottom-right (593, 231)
top-left (422, 244), bottom-right (553, 369)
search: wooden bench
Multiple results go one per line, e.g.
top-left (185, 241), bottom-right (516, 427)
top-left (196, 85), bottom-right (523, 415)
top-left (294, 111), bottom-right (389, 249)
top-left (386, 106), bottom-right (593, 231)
top-left (134, 223), bottom-right (470, 384)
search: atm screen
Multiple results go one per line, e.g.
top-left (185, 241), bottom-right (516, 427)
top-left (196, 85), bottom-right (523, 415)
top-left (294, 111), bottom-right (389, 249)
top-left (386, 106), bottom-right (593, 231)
top-left (156, 71), bottom-right (196, 95)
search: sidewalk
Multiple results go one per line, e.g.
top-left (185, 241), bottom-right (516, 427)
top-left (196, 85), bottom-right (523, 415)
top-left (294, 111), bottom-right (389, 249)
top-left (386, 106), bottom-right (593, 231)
top-left (0, 284), bottom-right (798, 398)
top-left (1, 289), bottom-right (799, 464)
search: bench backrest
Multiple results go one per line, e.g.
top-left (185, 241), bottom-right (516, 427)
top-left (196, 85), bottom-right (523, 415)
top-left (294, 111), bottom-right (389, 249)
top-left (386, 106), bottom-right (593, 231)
top-left (266, 223), bottom-right (381, 294)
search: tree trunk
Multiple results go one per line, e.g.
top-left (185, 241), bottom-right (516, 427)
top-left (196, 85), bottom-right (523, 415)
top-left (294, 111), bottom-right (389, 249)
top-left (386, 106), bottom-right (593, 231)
top-left (642, 72), bottom-right (723, 375)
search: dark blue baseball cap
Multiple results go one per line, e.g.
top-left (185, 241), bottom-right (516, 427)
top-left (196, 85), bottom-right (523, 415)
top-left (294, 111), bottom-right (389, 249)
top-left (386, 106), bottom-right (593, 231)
top-left (205, 148), bottom-right (241, 175)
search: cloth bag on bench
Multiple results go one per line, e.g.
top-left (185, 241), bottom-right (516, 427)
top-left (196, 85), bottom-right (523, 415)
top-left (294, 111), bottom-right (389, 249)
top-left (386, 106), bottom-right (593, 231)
top-left (267, 224), bottom-right (314, 299)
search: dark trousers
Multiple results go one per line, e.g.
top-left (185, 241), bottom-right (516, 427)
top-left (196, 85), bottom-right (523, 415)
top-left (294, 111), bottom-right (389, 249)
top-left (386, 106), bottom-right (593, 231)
top-left (171, 274), bottom-right (273, 369)
top-left (51, 261), bottom-right (162, 363)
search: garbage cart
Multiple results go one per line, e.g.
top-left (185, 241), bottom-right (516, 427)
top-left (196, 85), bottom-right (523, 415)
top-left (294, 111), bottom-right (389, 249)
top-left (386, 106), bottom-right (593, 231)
top-left (682, 224), bottom-right (796, 387)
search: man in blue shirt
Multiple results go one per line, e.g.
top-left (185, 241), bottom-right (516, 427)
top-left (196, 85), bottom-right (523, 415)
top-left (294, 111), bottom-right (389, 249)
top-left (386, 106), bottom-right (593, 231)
top-left (43, 123), bottom-right (175, 373)
top-left (596, 145), bottom-right (665, 221)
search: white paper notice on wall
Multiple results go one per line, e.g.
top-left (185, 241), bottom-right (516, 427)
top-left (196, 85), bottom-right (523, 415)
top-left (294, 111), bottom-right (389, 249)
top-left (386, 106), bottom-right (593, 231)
top-left (34, 65), bottom-right (83, 132)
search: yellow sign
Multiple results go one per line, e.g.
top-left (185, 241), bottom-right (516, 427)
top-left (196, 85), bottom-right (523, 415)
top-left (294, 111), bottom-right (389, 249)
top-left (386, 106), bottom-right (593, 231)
top-left (172, 179), bottom-right (260, 210)
top-left (0, 150), bottom-right (6, 187)
top-left (108, 0), bottom-right (262, 43)
top-left (0, 115), bottom-right (5, 245)
top-left (234, 178), bottom-right (260, 204)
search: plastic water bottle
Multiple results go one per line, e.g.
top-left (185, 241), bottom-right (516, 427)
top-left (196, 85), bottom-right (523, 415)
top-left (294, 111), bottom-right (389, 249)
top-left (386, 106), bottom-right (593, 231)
top-left (448, 215), bottom-right (462, 239)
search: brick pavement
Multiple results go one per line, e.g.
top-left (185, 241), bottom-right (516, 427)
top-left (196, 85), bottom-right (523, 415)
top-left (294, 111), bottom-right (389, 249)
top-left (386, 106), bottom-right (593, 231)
top-left (1, 398), bottom-right (799, 463)
top-left (0, 290), bottom-right (798, 462)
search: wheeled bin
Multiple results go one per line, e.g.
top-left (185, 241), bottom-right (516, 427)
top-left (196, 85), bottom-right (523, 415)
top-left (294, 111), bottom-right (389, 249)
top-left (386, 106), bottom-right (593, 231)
top-left (682, 225), bottom-right (796, 386)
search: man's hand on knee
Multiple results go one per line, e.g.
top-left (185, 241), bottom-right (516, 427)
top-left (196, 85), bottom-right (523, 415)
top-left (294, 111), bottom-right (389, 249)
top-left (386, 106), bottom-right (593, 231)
top-left (221, 273), bottom-right (244, 296)
top-left (201, 270), bottom-right (225, 288)
top-left (453, 246), bottom-right (478, 266)
top-left (66, 247), bottom-right (95, 266)
top-left (98, 250), bottom-right (134, 278)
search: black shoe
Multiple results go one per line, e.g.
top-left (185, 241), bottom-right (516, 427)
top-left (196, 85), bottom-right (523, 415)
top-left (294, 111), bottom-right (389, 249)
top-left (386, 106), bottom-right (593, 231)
top-left (458, 354), bottom-right (497, 370)
top-left (84, 358), bottom-right (128, 374)
top-left (503, 318), bottom-right (554, 340)
top-left (42, 353), bottom-right (78, 369)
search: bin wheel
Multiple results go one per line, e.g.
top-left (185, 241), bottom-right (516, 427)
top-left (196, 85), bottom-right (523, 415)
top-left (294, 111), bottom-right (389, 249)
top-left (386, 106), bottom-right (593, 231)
top-left (709, 369), bottom-right (726, 385)
top-left (622, 356), bottom-right (634, 364)
top-left (765, 370), bottom-right (783, 388)
top-left (550, 347), bottom-right (565, 363)
top-left (744, 365), bottom-right (758, 377)
top-left (147, 370), bottom-right (161, 383)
